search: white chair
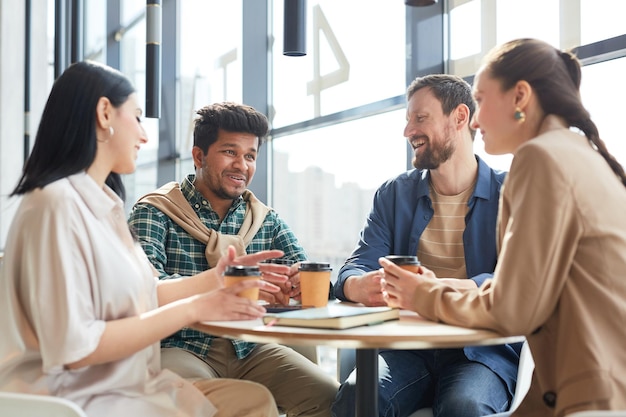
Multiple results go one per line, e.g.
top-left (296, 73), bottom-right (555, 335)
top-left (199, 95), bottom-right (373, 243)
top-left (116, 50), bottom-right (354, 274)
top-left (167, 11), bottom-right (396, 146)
top-left (337, 341), bottom-right (534, 417)
top-left (567, 412), bottom-right (626, 417)
top-left (0, 391), bottom-right (87, 417)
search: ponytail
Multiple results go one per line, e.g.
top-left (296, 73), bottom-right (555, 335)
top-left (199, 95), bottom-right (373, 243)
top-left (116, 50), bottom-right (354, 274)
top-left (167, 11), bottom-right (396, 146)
top-left (485, 39), bottom-right (626, 188)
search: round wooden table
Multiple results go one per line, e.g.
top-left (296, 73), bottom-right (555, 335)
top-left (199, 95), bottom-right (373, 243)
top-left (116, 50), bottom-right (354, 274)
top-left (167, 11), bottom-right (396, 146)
top-left (193, 308), bottom-right (524, 417)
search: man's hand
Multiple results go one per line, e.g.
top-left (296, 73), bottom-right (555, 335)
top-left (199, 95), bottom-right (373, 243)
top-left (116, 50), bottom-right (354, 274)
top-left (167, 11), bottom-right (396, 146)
top-left (214, 246), bottom-right (286, 277)
top-left (259, 263), bottom-right (301, 305)
top-left (285, 263), bottom-right (302, 301)
top-left (213, 246), bottom-right (289, 303)
top-left (343, 270), bottom-right (387, 306)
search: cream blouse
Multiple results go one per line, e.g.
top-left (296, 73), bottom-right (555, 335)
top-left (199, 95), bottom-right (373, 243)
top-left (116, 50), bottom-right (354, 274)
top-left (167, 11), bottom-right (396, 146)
top-left (0, 172), bottom-right (216, 417)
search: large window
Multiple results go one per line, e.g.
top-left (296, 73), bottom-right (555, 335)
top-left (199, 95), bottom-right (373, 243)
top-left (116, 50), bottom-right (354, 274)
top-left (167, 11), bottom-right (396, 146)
top-left (117, 1), bottom-right (159, 210)
top-left (271, 0), bottom-right (405, 128)
top-left (270, 0), bottom-right (407, 280)
top-left (580, 0), bottom-right (626, 45)
top-left (4, 2), bottom-right (625, 255)
top-left (121, 1), bottom-right (244, 211)
top-left (83, 1), bottom-right (106, 63)
top-left (581, 58), bottom-right (626, 167)
top-left (272, 109), bottom-right (408, 276)
top-left (450, 0), bottom-right (626, 172)
top-left (179, 0), bottom-right (243, 160)
top-left (271, 0), bottom-right (626, 283)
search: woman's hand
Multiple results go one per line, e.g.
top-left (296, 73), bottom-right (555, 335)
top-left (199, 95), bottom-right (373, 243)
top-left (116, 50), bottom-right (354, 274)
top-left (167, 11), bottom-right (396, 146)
top-left (379, 257), bottom-right (435, 310)
top-left (73, 277), bottom-right (281, 369)
top-left (214, 246), bottom-right (290, 303)
top-left (190, 278), bottom-right (280, 322)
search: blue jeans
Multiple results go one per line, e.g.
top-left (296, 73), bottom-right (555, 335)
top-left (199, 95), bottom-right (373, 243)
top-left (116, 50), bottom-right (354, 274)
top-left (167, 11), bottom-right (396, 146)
top-left (332, 348), bottom-right (510, 417)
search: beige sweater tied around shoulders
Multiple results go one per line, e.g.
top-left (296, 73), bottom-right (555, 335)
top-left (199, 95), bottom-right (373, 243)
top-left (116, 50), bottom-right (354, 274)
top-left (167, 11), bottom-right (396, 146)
top-left (137, 182), bottom-right (270, 267)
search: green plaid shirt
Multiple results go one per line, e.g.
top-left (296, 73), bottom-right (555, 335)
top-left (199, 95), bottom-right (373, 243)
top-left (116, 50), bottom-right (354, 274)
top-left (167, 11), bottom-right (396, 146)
top-left (128, 174), bottom-right (307, 359)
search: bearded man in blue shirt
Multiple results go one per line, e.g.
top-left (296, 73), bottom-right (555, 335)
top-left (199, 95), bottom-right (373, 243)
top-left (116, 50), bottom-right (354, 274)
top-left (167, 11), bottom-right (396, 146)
top-left (332, 74), bottom-right (521, 417)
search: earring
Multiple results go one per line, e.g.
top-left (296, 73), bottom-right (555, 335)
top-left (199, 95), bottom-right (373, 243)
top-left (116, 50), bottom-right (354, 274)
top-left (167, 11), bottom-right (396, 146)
top-left (514, 107), bottom-right (526, 123)
top-left (109, 126), bottom-right (115, 136)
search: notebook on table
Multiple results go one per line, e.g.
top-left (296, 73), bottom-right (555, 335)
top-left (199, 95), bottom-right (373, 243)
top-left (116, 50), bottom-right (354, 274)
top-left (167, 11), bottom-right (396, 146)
top-left (262, 304), bottom-right (399, 330)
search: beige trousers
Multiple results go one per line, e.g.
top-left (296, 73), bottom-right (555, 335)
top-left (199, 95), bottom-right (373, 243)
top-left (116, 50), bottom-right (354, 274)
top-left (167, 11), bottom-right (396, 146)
top-left (193, 378), bottom-right (279, 417)
top-left (162, 338), bottom-right (339, 417)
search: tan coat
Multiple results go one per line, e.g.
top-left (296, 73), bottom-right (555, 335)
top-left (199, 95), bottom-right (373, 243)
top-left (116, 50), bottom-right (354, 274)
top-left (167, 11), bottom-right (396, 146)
top-left (413, 115), bottom-right (626, 416)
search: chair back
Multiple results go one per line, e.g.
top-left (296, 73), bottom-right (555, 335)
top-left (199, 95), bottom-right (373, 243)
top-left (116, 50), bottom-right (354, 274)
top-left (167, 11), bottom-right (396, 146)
top-left (336, 339), bottom-right (534, 417)
top-left (0, 391), bottom-right (88, 417)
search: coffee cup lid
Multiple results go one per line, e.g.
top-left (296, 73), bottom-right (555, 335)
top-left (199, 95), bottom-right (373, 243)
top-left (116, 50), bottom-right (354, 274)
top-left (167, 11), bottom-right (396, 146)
top-left (224, 265), bottom-right (261, 276)
top-left (298, 261), bottom-right (332, 271)
top-left (384, 255), bottom-right (420, 265)
top-left (262, 258), bottom-right (295, 266)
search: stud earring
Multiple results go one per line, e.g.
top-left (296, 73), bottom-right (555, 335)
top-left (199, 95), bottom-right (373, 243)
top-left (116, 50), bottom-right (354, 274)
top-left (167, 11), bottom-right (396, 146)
top-left (109, 126), bottom-right (115, 136)
top-left (514, 107), bottom-right (526, 123)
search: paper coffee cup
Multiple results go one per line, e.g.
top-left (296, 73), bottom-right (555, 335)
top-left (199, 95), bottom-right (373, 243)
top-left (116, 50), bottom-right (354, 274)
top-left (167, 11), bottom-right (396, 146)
top-left (298, 261), bottom-right (332, 307)
top-left (224, 265), bottom-right (261, 301)
top-left (384, 255), bottom-right (420, 273)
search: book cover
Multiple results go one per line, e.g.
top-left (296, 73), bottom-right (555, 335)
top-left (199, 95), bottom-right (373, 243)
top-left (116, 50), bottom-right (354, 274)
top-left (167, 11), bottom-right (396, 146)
top-left (262, 304), bottom-right (400, 329)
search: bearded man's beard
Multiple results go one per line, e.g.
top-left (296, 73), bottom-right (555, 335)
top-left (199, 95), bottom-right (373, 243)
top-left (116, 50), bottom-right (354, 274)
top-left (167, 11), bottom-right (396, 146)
top-left (412, 137), bottom-right (456, 170)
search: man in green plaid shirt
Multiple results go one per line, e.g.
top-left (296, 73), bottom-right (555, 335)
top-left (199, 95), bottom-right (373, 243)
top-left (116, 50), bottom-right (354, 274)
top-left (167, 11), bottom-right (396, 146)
top-left (128, 102), bottom-right (338, 417)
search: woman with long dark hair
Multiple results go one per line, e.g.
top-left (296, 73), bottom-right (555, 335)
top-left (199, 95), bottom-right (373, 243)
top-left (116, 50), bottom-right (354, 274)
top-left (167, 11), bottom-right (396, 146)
top-left (0, 61), bottom-right (284, 417)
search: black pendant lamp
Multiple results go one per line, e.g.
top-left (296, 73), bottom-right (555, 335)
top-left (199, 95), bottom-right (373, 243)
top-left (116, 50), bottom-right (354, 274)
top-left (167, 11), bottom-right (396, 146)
top-left (146, 0), bottom-right (162, 118)
top-left (283, 0), bottom-right (307, 56)
top-left (405, 0), bottom-right (437, 6)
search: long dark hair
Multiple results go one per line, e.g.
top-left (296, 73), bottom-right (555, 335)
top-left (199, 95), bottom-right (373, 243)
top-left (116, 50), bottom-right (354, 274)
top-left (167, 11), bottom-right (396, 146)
top-left (483, 38), bottom-right (626, 187)
top-left (11, 61), bottom-right (136, 198)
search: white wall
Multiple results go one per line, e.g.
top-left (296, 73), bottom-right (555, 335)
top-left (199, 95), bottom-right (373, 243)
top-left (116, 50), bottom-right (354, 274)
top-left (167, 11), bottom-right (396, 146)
top-left (0, 0), bottom-right (49, 250)
top-left (0, 0), bottom-right (26, 249)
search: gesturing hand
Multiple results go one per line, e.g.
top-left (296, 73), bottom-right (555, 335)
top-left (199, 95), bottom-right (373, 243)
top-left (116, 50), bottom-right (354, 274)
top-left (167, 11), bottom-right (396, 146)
top-left (214, 246), bottom-right (290, 303)
top-left (214, 246), bottom-right (287, 276)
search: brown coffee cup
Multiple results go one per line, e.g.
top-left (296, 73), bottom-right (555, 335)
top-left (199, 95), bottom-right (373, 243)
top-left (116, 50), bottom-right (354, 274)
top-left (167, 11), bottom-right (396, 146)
top-left (298, 262), bottom-right (332, 307)
top-left (223, 265), bottom-right (262, 301)
top-left (384, 255), bottom-right (421, 273)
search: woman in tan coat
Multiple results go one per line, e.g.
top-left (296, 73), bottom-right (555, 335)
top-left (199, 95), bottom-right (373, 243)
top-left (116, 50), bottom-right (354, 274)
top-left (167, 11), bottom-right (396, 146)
top-left (379, 38), bottom-right (626, 416)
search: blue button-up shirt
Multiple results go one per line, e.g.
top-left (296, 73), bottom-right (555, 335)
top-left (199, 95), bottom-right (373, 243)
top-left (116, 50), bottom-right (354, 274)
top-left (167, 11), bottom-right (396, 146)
top-left (334, 156), bottom-right (522, 398)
